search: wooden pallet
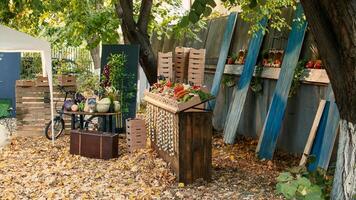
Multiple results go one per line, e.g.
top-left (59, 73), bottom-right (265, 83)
top-left (188, 49), bottom-right (206, 86)
top-left (157, 52), bottom-right (173, 81)
top-left (16, 83), bottom-right (75, 136)
top-left (174, 47), bottom-right (190, 83)
top-left (35, 76), bottom-right (49, 87)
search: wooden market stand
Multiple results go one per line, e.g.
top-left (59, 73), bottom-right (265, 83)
top-left (144, 92), bottom-right (213, 184)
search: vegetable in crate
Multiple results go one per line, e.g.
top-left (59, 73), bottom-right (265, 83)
top-left (149, 81), bottom-right (212, 103)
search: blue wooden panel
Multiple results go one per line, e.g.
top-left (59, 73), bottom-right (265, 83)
top-left (0, 52), bottom-right (20, 117)
top-left (209, 13), bottom-right (238, 110)
top-left (257, 4), bottom-right (307, 159)
top-left (308, 86), bottom-right (340, 171)
top-left (223, 18), bottom-right (268, 144)
top-left (308, 101), bottom-right (330, 171)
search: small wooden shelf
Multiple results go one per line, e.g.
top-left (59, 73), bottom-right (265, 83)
top-left (223, 64), bottom-right (329, 85)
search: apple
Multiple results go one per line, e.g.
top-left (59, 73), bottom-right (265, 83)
top-left (306, 60), bottom-right (314, 68)
top-left (227, 57), bottom-right (234, 64)
top-left (314, 60), bottom-right (322, 69)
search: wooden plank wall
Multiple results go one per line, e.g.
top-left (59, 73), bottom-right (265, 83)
top-left (257, 4), bottom-right (308, 159)
top-left (150, 7), bottom-right (335, 154)
top-left (224, 18), bottom-right (268, 144)
top-left (16, 85), bottom-right (75, 136)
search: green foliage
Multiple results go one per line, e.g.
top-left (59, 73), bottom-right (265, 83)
top-left (180, 0), bottom-right (297, 34)
top-left (289, 59), bottom-right (307, 97)
top-left (250, 65), bottom-right (263, 93)
top-left (104, 53), bottom-right (136, 113)
top-left (276, 166), bottom-right (333, 200)
top-left (20, 53), bottom-right (42, 79)
top-left (0, 99), bottom-right (11, 118)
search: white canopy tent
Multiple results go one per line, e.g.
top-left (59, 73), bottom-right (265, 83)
top-left (0, 25), bottom-right (55, 143)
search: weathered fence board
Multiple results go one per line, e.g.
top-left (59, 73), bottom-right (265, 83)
top-left (223, 18), bottom-right (268, 144)
top-left (300, 100), bottom-right (326, 166)
top-left (257, 4), bottom-right (308, 159)
top-left (308, 86), bottom-right (340, 171)
top-left (209, 13), bottom-right (238, 110)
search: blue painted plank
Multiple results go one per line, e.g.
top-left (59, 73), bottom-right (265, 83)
top-left (256, 4), bottom-right (307, 159)
top-left (308, 101), bottom-right (330, 171)
top-left (209, 13), bottom-right (238, 110)
top-left (308, 86), bottom-right (340, 171)
top-left (223, 18), bottom-right (268, 144)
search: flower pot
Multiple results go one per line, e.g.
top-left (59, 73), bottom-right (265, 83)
top-left (113, 101), bottom-right (121, 112)
top-left (96, 103), bottom-right (111, 113)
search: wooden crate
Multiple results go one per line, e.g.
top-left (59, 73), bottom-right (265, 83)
top-left (157, 52), bottom-right (173, 81)
top-left (188, 49), bottom-right (206, 86)
top-left (16, 84), bottom-right (75, 136)
top-left (126, 118), bottom-right (147, 152)
top-left (143, 90), bottom-right (201, 113)
top-left (57, 75), bottom-right (76, 86)
top-left (146, 103), bottom-right (212, 184)
top-left (174, 47), bottom-right (190, 83)
top-left (35, 76), bottom-right (49, 87)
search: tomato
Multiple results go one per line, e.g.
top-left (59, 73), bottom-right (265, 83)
top-left (166, 80), bottom-right (172, 87)
top-left (174, 84), bottom-right (184, 95)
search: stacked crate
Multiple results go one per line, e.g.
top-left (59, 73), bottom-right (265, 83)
top-left (157, 52), bottom-right (174, 81)
top-left (126, 118), bottom-right (147, 153)
top-left (188, 49), bottom-right (206, 86)
top-left (174, 47), bottom-right (191, 83)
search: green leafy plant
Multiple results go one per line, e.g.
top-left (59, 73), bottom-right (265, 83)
top-left (20, 53), bottom-right (42, 79)
top-left (289, 59), bottom-right (307, 97)
top-left (222, 74), bottom-right (235, 88)
top-left (250, 65), bottom-right (263, 93)
top-left (276, 166), bottom-right (333, 200)
top-left (102, 53), bottom-right (136, 113)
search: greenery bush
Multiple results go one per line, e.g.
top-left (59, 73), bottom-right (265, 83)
top-left (20, 53), bottom-right (42, 79)
top-left (276, 166), bottom-right (333, 200)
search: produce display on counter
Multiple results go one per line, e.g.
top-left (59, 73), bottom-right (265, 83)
top-left (149, 80), bottom-right (212, 103)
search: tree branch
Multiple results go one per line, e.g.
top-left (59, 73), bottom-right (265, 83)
top-left (137, 0), bottom-right (152, 33)
top-left (117, 0), bottom-right (136, 30)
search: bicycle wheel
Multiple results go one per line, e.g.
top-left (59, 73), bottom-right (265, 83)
top-left (45, 117), bottom-right (65, 140)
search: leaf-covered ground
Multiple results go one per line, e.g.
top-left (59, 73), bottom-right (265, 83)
top-left (0, 134), bottom-right (298, 199)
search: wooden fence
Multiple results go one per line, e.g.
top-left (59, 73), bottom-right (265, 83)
top-left (16, 82), bottom-right (75, 136)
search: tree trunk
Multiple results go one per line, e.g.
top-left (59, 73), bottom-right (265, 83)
top-left (300, 0), bottom-right (356, 199)
top-left (89, 44), bottom-right (101, 69)
top-left (332, 121), bottom-right (356, 200)
top-left (115, 0), bottom-right (157, 85)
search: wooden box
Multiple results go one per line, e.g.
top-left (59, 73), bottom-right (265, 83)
top-left (146, 103), bottom-right (212, 184)
top-left (126, 118), bottom-right (147, 152)
top-left (157, 52), bottom-right (174, 81)
top-left (57, 75), bottom-right (76, 86)
top-left (143, 90), bottom-right (201, 113)
top-left (174, 47), bottom-right (190, 83)
top-left (35, 76), bottom-right (49, 87)
top-left (70, 130), bottom-right (119, 159)
top-left (188, 49), bottom-right (206, 86)
top-left (16, 80), bottom-right (35, 87)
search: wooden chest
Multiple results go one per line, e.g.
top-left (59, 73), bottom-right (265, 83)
top-left (70, 130), bottom-right (119, 159)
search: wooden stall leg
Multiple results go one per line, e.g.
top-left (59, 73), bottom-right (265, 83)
top-left (71, 114), bottom-right (76, 130)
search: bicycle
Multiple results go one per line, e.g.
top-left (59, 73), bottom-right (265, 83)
top-left (44, 85), bottom-right (100, 140)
